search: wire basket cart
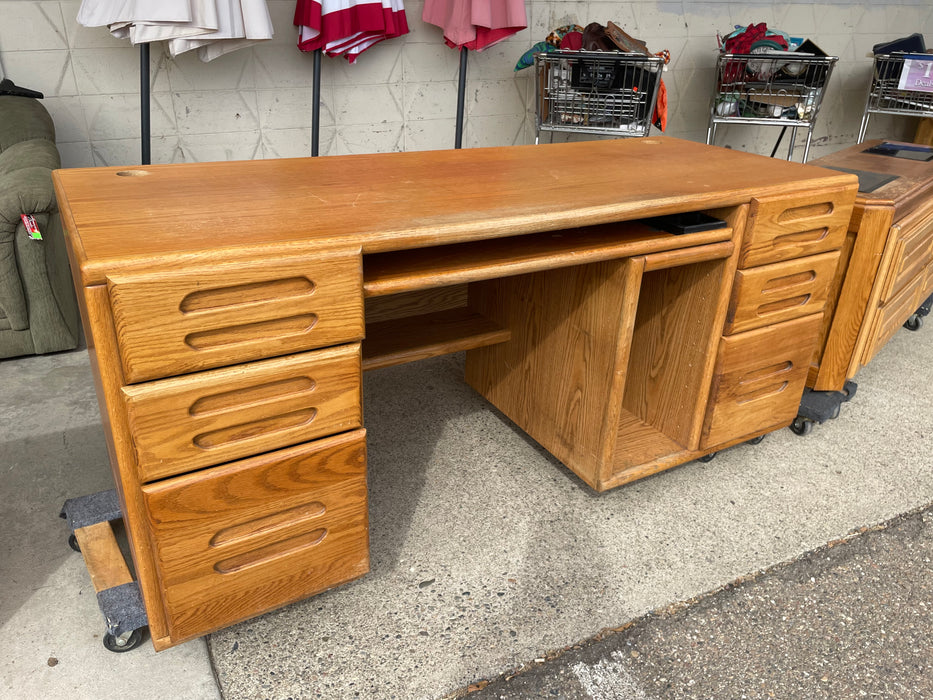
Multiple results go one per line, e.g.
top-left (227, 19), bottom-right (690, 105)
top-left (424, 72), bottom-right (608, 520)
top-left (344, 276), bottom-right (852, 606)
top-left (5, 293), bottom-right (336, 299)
top-left (707, 52), bottom-right (838, 163)
top-left (534, 50), bottom-right (664, 143)
top-left (857, 53), bottom-right (933, 143)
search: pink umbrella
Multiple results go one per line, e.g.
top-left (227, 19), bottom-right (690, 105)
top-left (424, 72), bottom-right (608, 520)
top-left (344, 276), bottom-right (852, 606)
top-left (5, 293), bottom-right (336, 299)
top-left (421, 0), bottom-right (528, 147)
top-left (422, 0), bottom-right (526, 51)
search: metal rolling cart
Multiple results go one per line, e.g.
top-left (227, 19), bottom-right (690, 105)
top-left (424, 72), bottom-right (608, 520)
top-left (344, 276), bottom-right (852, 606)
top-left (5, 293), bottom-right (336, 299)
top-left (534, 50), bottom-right (664, 143)
top-left (857, 53), bottom-right (933, 143)
top-left (707, 52), bottom-right (838, 162)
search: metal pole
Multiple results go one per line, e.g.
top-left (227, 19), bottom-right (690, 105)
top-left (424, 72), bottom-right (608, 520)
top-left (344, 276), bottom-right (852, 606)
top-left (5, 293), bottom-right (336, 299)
top-left (455, 48), bottom-right (468, 149)
top-left (311, 49), bottom-right (322, 157)
top-left (140, 43), bottom-right (151, 165)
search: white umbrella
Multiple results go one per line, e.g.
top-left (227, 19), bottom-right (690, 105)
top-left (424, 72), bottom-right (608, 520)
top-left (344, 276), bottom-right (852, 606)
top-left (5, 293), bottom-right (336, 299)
top-left (77, 0), bottom-right (273, 62)
top-left (76, 0), bottom-right (274, 163)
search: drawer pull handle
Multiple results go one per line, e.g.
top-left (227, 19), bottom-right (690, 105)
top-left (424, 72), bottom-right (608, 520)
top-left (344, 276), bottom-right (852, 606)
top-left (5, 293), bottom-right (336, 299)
top-left (180, 277), bottom-right (316, 312)
top-left (734, 361), bottom-right (793, 404)
top-left (213, 528), bottom-right (328, 574)
top-left (776, 202), bottom-right (833, 223)
top-left (211, 501), bottom-right (326, 547)
top-left (771, 227), bottom-right (829, 248)
top-left (189, 377), bottom-right (317, 416)
top-left (758, 294), bottom-right (811, 316)
top-left (185, 314), bottom-right (318, 350)
top-left (762, 270), bottom-right (816, 292)
top-left (193, 408), bottom-right (318, 448)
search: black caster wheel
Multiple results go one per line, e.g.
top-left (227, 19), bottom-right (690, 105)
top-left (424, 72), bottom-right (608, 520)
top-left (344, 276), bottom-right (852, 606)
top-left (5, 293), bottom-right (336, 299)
top-left (697, 452), bottom-right (717, 463)
top-left (746, 435), bottom-right (766, 445)
top-left (904, 314), bottom-right (922, 331)
top-left (103, 628), bottom-right (145, 653)
top-left (790, 416), bottom-right (813, 436)
top-left (68, 533), bottom-right (80, 553)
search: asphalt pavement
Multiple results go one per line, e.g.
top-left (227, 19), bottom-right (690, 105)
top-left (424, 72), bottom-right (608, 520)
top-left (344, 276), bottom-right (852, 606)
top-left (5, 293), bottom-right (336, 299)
top-left (457, 504), bottom-right (933, 699)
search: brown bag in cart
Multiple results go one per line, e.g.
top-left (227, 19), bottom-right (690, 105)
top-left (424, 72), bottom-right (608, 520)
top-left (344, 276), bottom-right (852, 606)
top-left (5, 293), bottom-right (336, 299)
top-left (605, 21), bottom-right (650, 55)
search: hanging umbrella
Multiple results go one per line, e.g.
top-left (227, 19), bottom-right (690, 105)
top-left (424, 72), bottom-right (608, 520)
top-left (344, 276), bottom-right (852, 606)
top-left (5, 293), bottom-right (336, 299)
top-left (295, 0), bottom-right (410, 63)
top-left (76, 1), bottom-right (275, 164)
top-left (169, 0), bottom-right (274, 61)
top-left (422, 0), bottom-right (526, 51)
top-left (78, 0), bottom-right (274, 62)
top-left (421, 0), bottom-right (527, 148)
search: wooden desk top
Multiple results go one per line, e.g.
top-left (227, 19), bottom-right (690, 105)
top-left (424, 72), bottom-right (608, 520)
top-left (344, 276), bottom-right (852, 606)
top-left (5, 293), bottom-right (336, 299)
top-left (53, 137), bottom-right (856, 286)
top-left (810, 140), bottom-right (933, 217)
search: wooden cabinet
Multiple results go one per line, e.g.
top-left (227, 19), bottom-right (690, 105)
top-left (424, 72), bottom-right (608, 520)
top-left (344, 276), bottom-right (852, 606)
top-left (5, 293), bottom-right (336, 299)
top-left (53, 137), bottom-right (858, 649)
top-left (142, 430), bottom-right (369, 643)
top-left (68, 257), bottom-right (368, 650)
top-left (807, 141), bottom-right (933, 391)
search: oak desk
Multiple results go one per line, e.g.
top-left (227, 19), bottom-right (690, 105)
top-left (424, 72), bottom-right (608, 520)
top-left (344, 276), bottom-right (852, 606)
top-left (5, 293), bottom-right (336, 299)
top-left (52, 137), bottom-right (857, 650)
top-left (807, 140), bottom-right (933, 394)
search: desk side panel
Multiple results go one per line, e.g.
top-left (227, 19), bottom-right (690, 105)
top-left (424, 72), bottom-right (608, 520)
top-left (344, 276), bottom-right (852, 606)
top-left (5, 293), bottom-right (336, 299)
top-left (464, 260), bottom-right (636, 489)
top-left (80, 285), bottom-right (171, 646)
top-left (811, 203), bottom-right (894, 391)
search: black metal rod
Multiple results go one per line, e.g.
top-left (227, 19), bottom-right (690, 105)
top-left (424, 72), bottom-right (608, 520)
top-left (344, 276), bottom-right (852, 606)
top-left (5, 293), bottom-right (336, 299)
top-left (140, 43), bottom-right (150, 165)
top-left (455, 48), bottom-right (468, 149)
top-left (311, 49), bottom-right (322, 157)
top-left (769, 126), bottom-right (787, 159)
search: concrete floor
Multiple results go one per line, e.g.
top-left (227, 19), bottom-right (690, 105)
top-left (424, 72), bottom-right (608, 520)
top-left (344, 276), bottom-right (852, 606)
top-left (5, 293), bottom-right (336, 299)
top-left (1, 316), bottom-right (931, 699)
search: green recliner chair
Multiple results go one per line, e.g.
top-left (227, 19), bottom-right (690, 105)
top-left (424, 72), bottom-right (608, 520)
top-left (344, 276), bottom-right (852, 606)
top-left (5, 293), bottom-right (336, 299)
top-left (0, 94), bottom-right (81, 359)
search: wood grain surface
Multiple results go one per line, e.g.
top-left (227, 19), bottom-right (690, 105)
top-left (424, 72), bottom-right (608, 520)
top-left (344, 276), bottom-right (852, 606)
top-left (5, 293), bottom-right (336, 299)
top-left (53, 137), bottom-right (857, 286)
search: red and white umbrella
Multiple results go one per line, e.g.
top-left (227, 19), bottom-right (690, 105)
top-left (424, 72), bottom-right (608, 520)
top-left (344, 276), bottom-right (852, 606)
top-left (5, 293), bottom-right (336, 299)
top-left (294, 0), bottom-right (409, 63)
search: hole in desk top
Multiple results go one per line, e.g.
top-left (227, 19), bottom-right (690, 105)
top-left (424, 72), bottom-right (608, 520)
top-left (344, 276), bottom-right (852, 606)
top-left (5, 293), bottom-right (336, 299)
top-left (115, 170), bottom-right (151, 177)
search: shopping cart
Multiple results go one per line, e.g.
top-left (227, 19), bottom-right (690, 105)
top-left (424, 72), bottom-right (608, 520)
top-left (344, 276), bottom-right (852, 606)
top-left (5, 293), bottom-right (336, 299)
top-left (857, 53), bottom-right (933, 143)
top-left (707, 52), bottom-right (838, 162)
top-left (534, 50), bottom-right (664, 142)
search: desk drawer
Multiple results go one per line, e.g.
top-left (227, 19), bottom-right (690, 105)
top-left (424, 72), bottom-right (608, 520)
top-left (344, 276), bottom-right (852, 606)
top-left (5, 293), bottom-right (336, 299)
top-left (123, 344), bottom-right (362, 483)
top-left (107, 250), bottom-right (363, 383)
top-left (703, 314), bottom-right (822, 448)
top-left (725, 252), bottom-right (839, 335)
top-left (863, 274), bottom-right (925, 366)
top-left (878, 216), bottom-right (933, 304)
top-left (142, 429), bottom-right (369, 645)
top-left (740, 189), bottom-right (852, 268)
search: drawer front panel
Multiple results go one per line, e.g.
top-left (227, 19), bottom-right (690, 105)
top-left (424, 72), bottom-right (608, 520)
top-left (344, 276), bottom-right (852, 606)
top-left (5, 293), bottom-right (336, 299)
top-left (863, 274), bottom-right (924, 366)
top-left (123, 344), bottom-right (362, 482)
top-left (740, 189), bottom-right (853, 268)
top-left (881, 217), bottom-right (933, 303)
top-left (703, 314), bottom-right (823, 448)
top-left (142, 430), bottom-right (369, 644)
top-left (108, 251), bottom-right (363, 383)
top-left (726, 252), bottom-right (840, 335)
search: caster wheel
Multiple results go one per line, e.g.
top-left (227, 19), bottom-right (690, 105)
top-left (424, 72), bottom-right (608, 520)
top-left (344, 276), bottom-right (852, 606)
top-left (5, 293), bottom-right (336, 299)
top-left (904, 315), bottom-right (922, 331)
top-left (697, 452), bottom-right (717, 463)
top-left (790, 416), bottom-right (813, 436)
top-left (830, 403), bottom-right (841, 420)
top-left (103, 628), bottom-right (145, 653)
top-left (746, 435), bottom-right (766, 445)
top-left (68, 533), bottom-right (80, 553)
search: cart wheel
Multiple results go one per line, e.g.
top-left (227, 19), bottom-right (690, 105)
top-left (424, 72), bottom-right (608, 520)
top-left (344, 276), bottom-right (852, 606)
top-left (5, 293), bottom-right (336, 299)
top-left (67, 533), bottom-right (80, 553)
top-left (830, 403), bottom-right (841, 420)
top-left (697, 452), bottom-right (717, 463)
top-left (790, 416), bottom-right (813, 436)
top-left (103, 628), bottom-right (145, 653)
top-left (904, 315), bottom-right (922, 331)
top-left (746, 435), bottom-right (766, 445)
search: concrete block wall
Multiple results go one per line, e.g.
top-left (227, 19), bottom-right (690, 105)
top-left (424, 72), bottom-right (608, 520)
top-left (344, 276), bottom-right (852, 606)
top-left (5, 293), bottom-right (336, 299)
top-left (0, 1), bottom-right (929, 168)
